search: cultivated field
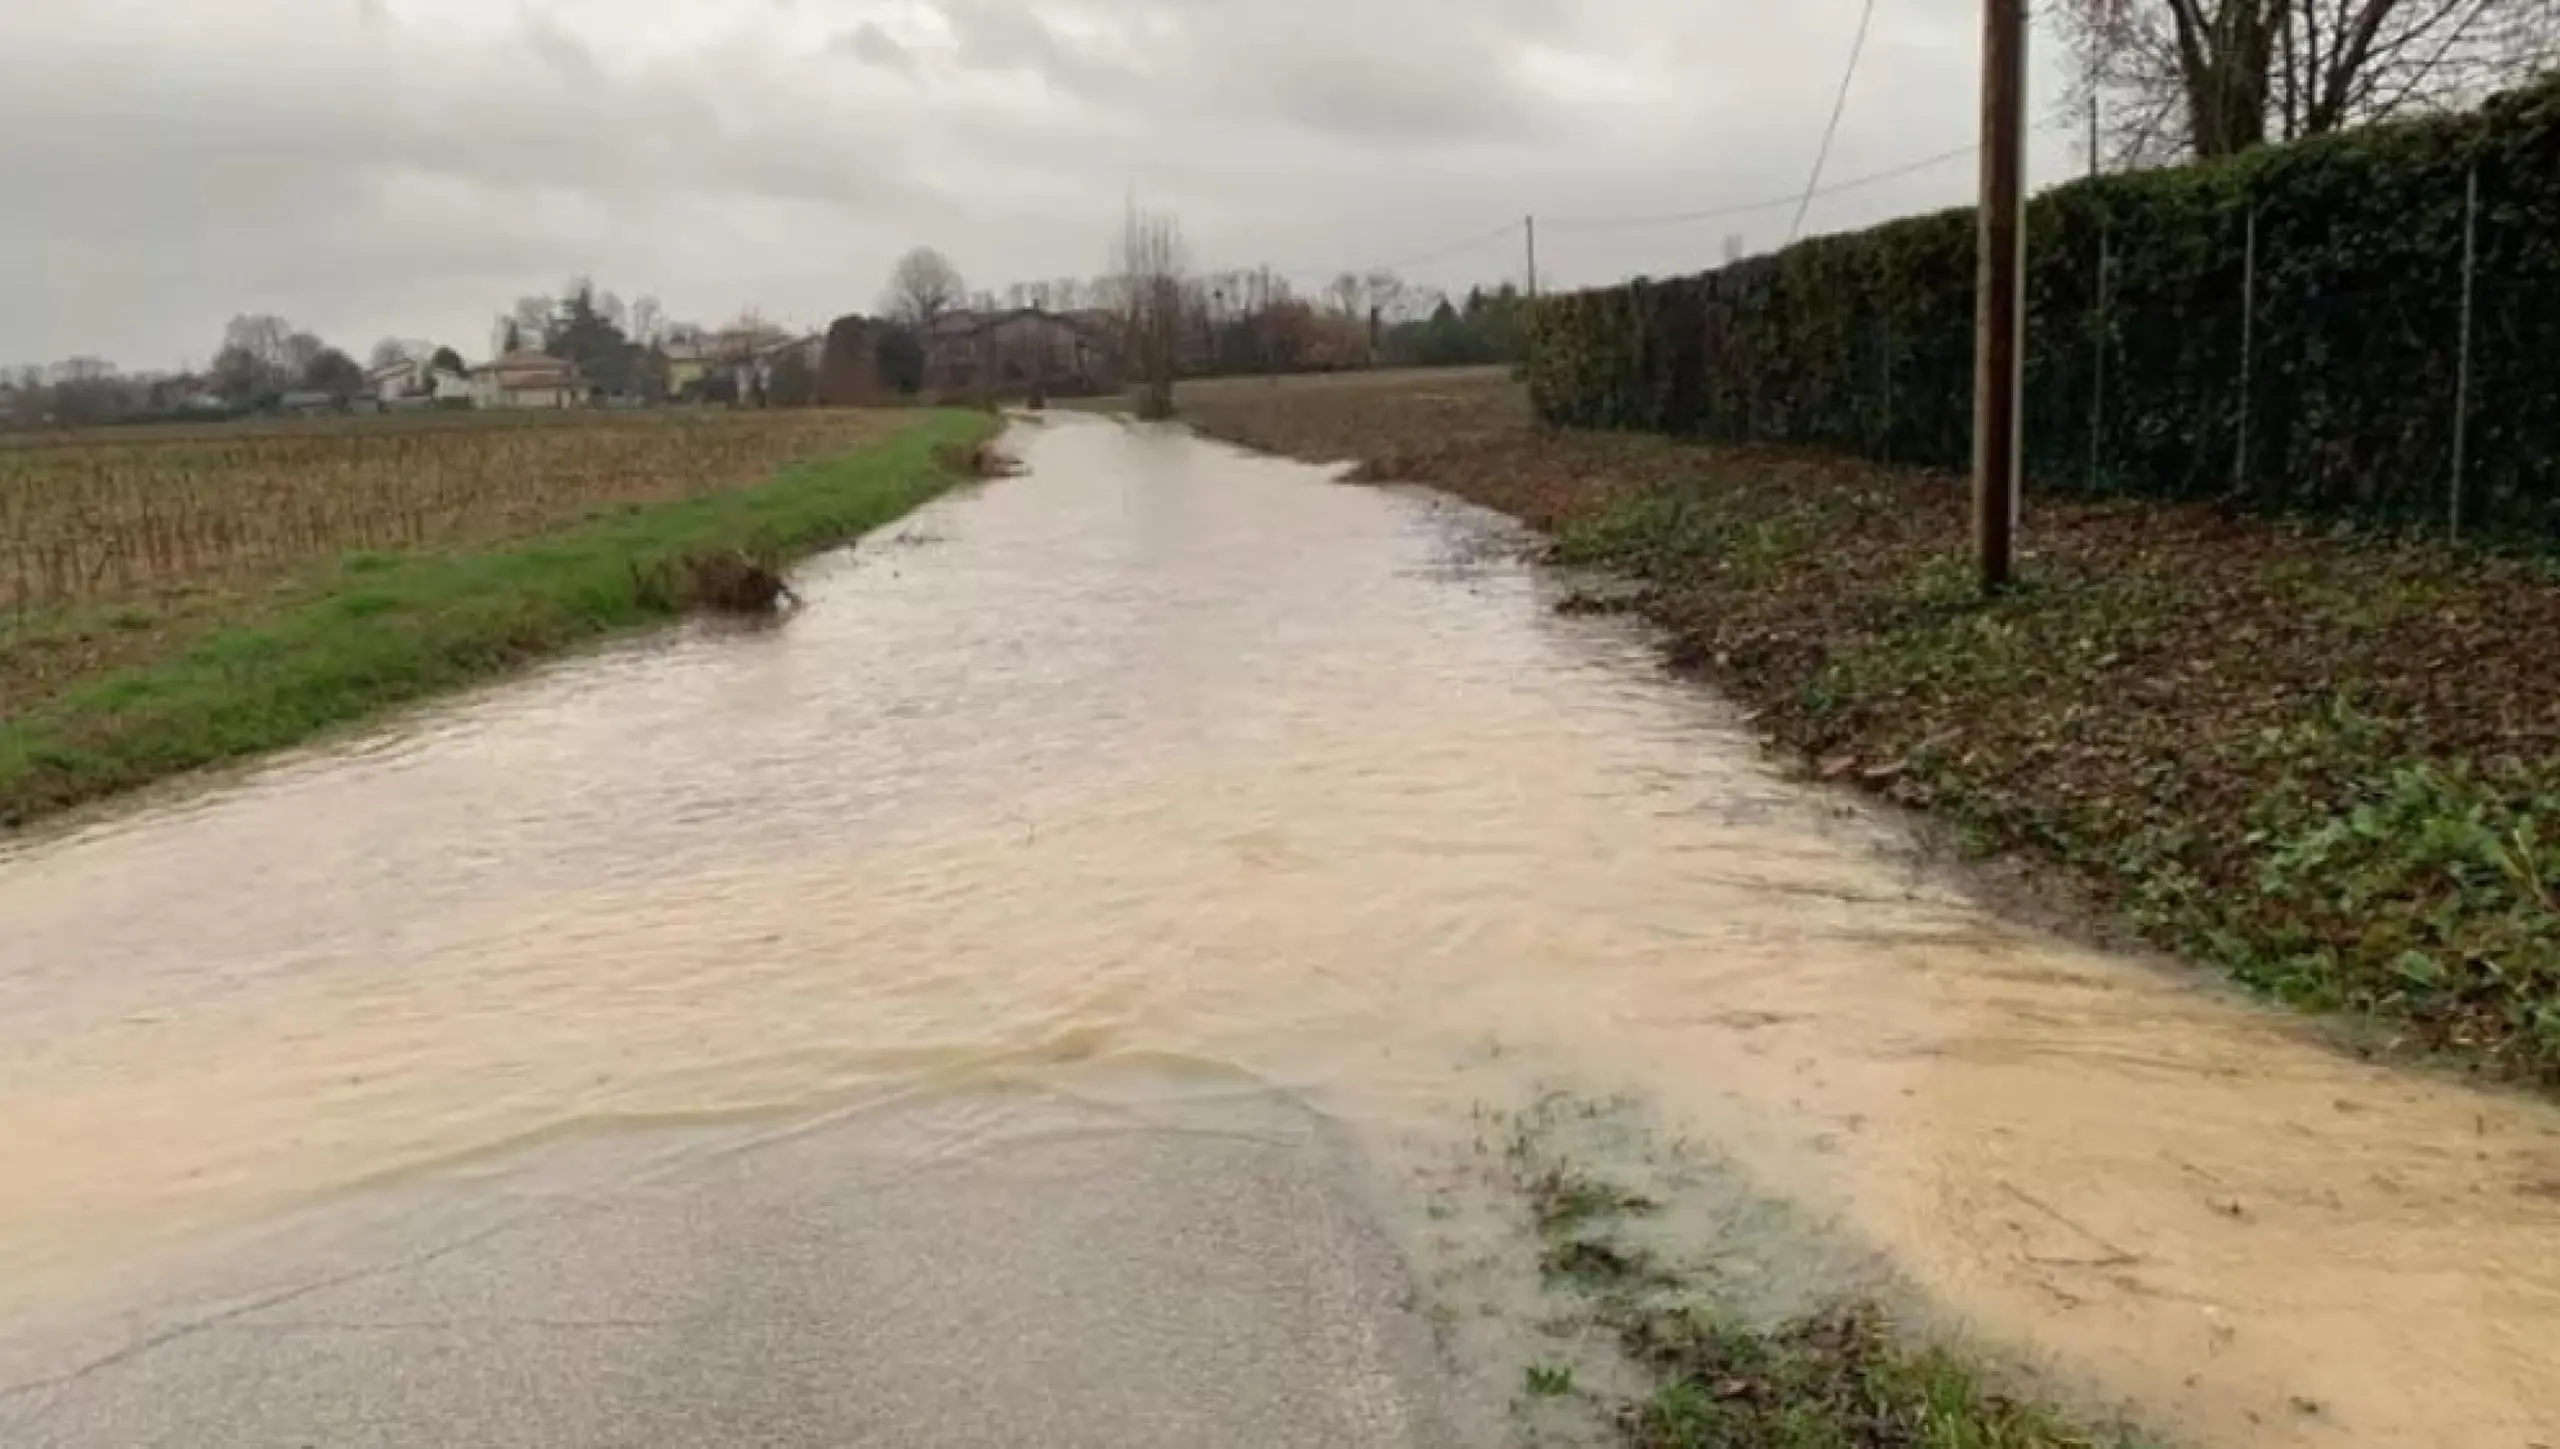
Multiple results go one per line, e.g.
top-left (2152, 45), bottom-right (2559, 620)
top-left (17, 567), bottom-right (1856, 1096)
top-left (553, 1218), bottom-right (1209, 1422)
top-left (2, 410), bottom-right (909, 609)
top-left (1, 409), bottom-right (908, 712)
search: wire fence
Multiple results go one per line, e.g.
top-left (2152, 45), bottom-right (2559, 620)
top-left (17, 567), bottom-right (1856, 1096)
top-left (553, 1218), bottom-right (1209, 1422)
top-left (1709, 159), bottom-right (2560, 544)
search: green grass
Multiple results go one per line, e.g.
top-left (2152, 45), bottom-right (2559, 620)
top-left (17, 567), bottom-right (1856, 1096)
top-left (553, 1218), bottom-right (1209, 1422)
top-left (1621, 1307), bottom-right (2124, 1449)
top-left (0, 410), bottom-right (996, 829)
top-left (1524, 1363), bottom-right (1578, 1399)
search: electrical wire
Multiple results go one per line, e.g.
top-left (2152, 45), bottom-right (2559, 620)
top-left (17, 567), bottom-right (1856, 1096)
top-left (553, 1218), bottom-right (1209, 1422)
top-left (1540, 144), bottom-right (1975, 232)
top-left (1218, 134), bottom-right (1979, 298)
top-left (1371, 219), bottom-right (1527, 275)
top-left (1789, 0), bottom-right (1882, 242)
top-left (1261, 219), bottom-right (1526, 290)
top-left (1219, 131), bottom-right (1982, 293)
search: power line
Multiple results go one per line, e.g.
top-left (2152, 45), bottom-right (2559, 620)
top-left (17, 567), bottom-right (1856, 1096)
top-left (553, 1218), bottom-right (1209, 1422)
top-left (1221, 138), bottom-right (1978, 298)
top-left (1198, 134), bottom-right (1982, 298)
top-left (1789, 0), bottom-right (1882, 243)
top-left (1540, 144), bottom-right (1975, 232)
top-left (1252, 218), bottom-right (1524, 292)
top-left (1371, 220), bottom-right (1528, 276)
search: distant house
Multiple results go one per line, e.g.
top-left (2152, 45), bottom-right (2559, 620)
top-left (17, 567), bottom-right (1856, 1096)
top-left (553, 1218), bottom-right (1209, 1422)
top-left (662, 326), bottom-right (803, 401)
top-left (469, 350), bottom-right (580, 409)
top-left (367, 358), bottom-right (429, 403)
top-left (755, 333), bottom-right (823, 372)
top-left (276, 390), bottom-right (339, 416)
top-left (920, 309), bottom-right (1116, 398)
top-left (660, 338), bottom-right (725, 398)
top-left (737, 333), bottom-right (823, 403)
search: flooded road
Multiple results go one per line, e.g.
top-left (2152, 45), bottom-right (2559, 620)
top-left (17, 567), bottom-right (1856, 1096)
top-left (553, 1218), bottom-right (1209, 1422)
top-left (2, 414), bottom-right (2557, 1446)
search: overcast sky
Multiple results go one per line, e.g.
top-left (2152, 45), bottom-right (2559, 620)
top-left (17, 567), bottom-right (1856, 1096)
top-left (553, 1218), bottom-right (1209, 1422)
top-left (1, 0), bottom-right (2082, 370)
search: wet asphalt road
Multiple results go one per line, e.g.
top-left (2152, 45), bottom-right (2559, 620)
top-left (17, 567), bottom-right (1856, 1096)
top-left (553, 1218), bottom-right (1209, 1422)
top-left (0, 1089), bottom-right (1483, 1448)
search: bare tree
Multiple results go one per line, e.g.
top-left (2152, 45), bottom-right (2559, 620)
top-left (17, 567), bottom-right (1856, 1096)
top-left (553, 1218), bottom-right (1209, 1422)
top-left (2060, 0), bottom-right (2560, 163)
top-left (882, 247), bottom-right (966, 327)
top-left (1324, 272), bottom-right (1366, 320)
top-left (222, 315), bottom-right (294, 376)
top-left (1363, 270), bottom-right (1420, 324)
top-left (41, 358), bottom-right (131, 425)
top-left (628, 295), bottom-right (665, 349)
top-left (282, 332), bottom-right (328, 381)
top-left (722, 309), bottom-right (789, 360)
top-left (510, 295), bottom-right (555, 352)
top-left (1112, 202), bottom-right (1188, 420)
top-left (212, 346), bottom-right (271, 405)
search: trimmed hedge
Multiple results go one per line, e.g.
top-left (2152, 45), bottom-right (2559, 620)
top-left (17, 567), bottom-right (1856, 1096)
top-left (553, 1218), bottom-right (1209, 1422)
top-left (1528, 75), bottom-right (2560, 535)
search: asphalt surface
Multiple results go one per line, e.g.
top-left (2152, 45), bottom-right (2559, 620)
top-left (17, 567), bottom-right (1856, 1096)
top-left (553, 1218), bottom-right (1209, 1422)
top-left (0, 1086), bottom-right (1487, 1448)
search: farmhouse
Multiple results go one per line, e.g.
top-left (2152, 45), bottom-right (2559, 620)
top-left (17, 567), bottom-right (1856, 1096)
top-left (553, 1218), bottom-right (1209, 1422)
top-left (469, 350), bottom-right (581, 410)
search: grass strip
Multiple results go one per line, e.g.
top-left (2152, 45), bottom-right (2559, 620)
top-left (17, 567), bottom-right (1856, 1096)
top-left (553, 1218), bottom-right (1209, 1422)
top-left (0, 410), bottom-right (996, 830)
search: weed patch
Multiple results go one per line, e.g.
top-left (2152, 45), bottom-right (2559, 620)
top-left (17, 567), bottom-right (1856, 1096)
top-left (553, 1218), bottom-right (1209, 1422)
top-left (1472, 1092), bottom-right (2142, 1449)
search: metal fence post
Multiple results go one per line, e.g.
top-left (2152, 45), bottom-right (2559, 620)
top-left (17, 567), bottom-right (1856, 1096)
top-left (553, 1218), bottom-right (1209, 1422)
top-left (2235, 205), bottom-right (2257, 497)
top-left (2452, 162), bottom-right (2479, 543)
top-left (1880, 315), bottom-right (1895, 462)
top-left (2090, 226), bottom-right (2110, 492)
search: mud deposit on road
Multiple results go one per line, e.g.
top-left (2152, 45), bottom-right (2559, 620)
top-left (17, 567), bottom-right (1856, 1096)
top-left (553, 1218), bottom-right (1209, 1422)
top-left (3, 415), bottom-right (2557, 1446)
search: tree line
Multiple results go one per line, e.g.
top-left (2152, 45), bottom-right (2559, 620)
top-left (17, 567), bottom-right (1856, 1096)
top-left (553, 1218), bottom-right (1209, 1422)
top-left (8, 222), bottom-right (1539, 428)
top-left (0, 280), bottom-right (790, 426)
top-left (861, 236), bottom-right (1530, 403)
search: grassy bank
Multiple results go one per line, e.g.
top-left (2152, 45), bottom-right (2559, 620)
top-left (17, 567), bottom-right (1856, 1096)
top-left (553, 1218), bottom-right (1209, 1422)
top-left (1482, 1094), bottom-right (2142, 1448)
top-left (0, 410), bottom-right (995, 829)
top-left (1179, 369), bottom-right (2560, 1084)
top-left (3, 409), bottom-right (920, 715)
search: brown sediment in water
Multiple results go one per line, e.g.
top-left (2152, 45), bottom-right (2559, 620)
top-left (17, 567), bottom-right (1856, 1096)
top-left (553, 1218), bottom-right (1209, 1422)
top-left (0, 415), bottom-right (2554, 1447)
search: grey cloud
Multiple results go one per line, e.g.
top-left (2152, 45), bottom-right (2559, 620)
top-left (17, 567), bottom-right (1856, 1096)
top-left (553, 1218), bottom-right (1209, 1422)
top-left (0, 0), bottom-right (2082, 370)
top-left (520, 14), bottom-right (606, 87)
top-left (934, 2), bottom-right (1135, 100)
top-left (831, 22), bottom-right (914, 73)
top-left (1231, 47), bottom-right (1555, 144)
top-left (928, 0), bottom-right (1565, 144)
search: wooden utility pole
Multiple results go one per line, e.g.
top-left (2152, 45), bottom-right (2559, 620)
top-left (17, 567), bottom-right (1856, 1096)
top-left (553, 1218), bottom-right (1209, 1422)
top-left (1525, 216), bottom-right (1539, 300)
top-left (1974, 0), bottom-right (2028, 593)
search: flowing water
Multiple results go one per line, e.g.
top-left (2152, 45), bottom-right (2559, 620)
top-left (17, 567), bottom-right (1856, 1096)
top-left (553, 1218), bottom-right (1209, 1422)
top-left (2, 415), bottom-right (2556, 1446)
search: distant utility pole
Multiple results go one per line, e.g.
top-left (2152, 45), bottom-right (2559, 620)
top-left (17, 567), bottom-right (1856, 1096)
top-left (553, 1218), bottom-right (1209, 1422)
top-left (1974, 0), bottom-right (2028, 593)
top-left (1525, 216), bottom-right (1539, 301)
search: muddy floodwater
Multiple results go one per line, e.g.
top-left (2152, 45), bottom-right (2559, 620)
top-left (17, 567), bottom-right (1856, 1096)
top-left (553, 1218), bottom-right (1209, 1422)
top-left (3, 415), bottom-right (2557, 1446)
